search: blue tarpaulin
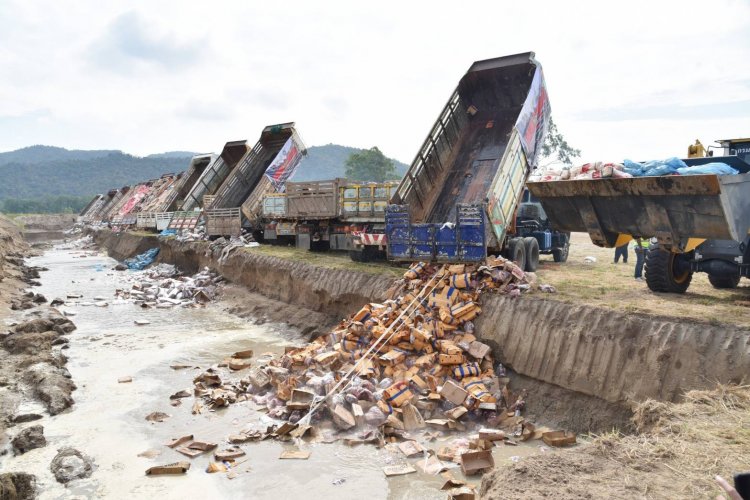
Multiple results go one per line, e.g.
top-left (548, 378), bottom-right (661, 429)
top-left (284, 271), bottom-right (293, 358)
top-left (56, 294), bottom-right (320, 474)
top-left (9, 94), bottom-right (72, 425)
top-left (622, 157), bottom-right (738, 177)
top-left (124, 248), bottom-right (159, 270)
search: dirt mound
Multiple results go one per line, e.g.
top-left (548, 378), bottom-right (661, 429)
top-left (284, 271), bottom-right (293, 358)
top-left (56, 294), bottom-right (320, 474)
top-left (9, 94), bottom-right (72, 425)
top-left (480, 384), bottom-right (750, 499)
top-left (11, 214), bottom-right (76, 232)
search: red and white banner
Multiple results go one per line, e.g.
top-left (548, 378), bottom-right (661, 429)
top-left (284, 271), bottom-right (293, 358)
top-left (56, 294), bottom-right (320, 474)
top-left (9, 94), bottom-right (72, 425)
top-left (264, 136), bottom-right (304, 193)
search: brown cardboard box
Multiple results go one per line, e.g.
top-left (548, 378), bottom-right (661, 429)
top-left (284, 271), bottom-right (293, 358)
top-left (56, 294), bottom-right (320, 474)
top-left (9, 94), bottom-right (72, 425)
top-left (287, 389), bottom-right (316, 410)
top-left (468, 341), bottom-right (491, 360)
top-left (440, 380), bottom-right (468, 405)
top-left (439, 354), bottom-right (464, 365)
top-left (402, 403), bottom-right (425, 430)
top-left (460, 450), bottom-right (495, 475)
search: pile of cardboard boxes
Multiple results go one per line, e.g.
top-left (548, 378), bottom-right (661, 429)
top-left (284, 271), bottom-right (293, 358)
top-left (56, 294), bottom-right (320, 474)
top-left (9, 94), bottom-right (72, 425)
top-left (166, 257), bottom-right (574, 495)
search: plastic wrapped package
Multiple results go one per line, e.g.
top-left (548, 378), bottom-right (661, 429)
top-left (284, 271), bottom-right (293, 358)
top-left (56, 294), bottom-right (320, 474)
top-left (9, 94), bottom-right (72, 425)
top-left (676, 162), bottom-right (739, 176)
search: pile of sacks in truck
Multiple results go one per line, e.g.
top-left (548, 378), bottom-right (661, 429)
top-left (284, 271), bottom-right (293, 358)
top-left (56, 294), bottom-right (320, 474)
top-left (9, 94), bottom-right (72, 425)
top-left (170, 257), bottom-right (573, 480)
top-left (115, 264), bottom-right (223, 308)
top-left (530, 157), bottom-right (739, 182)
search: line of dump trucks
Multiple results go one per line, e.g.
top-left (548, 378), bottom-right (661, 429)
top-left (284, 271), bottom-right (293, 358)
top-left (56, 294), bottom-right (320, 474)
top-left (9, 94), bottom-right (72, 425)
top-left (79, 49), bottom-right (749, 283)
top-left (78, 52), bottom-right (571, 270)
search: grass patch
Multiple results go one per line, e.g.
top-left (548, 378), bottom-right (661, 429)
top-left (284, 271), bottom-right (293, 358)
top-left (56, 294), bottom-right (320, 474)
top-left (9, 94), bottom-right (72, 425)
top-left (590, 384), bottom-right (750, 498)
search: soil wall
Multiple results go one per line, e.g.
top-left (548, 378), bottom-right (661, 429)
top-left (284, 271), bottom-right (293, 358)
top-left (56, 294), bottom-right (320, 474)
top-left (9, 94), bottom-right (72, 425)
top-left (91, 229), bottom-right (750, 426)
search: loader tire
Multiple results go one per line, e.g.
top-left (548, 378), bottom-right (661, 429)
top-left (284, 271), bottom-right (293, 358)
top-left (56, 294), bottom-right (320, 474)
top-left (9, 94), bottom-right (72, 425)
top-left (508, 238), bottom-right (526, 272)
top-left (523, 237), bottom-right (540, 272)
top-left (708, 273), bottom-right (740, 289)
top-left (552, 243), bottom-right (569, 263)
top-left (645, 247), bottom-right (692, 293)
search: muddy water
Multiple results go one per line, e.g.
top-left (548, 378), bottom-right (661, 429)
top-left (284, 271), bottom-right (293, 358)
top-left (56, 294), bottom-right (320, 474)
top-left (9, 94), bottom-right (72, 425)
top-left (3, 247), bottom-right (543, 499)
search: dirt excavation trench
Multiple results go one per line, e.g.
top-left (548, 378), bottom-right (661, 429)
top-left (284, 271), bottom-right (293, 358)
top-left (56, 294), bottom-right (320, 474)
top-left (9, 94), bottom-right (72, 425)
top-left (1, 226), bottom-right (747, 499)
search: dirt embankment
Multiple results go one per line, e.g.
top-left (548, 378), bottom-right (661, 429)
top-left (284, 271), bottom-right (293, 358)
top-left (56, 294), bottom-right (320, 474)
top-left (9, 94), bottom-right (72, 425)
top-left (1, 213), bottom-right (79, 498)
top-left (93, 230), bottom-right (395, 335)
top-left (12, 214), bottom-right (77, 244)
top-left (91, 229), bottom-right (750, 434)
top-left (11, 214), bottom-right (76, 232)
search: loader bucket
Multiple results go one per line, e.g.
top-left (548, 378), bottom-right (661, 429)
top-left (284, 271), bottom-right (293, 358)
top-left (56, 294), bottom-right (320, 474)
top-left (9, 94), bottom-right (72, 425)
top-left (527, 172), bottom-right (750, 251)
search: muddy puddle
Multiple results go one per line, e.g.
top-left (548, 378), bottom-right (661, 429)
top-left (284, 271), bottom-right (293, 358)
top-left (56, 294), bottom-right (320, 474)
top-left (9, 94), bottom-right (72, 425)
top-left (2, 247), bottom-right (546, 499)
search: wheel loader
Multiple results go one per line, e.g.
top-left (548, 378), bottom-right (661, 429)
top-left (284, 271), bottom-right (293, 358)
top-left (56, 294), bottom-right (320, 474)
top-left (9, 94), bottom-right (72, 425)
top-left (526, 138), bottom-right (750, 293)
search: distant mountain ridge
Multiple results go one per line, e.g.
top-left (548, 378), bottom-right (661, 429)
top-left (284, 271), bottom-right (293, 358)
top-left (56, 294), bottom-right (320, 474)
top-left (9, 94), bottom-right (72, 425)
top-left (293, 144), bottom-right (408, 181)
top-left (0, 144), bottom-right (409, 202)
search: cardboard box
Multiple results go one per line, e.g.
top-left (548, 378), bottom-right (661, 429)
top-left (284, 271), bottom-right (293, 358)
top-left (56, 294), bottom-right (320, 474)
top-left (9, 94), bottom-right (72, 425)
top-left (402, 402), bottom-right (425, 430)
top-left (145, 461), bottom-right (190, 475)
top-left (460, 450), bottom-right (495, 475)
top-left (383, 381), bottom-right (413, 407)
top-left (439, 380), bottom-right (468, 405)
top-left (287, 389), bottom-right (316, 410)
top-left (478, 428), bottom-right (506, 441)
top-left (445, 406), bottom-right (468, 420)
top-left (468, 341), bottom-right (491, 360)
top-left (452, 362), bottom-right (481, 379)
top-left (439, 354), bottom-right (464, 365)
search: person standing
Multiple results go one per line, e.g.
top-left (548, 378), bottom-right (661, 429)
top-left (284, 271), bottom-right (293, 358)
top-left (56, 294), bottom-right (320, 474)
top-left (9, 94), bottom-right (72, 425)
top-left (614, 242), bottom-right (628, 263)
top-left (633, 237), bottom-right (647, 280)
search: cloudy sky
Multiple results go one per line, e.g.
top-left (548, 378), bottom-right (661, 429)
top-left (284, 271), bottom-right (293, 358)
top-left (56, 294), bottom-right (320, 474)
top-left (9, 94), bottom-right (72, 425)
top-left (1, 0), bottom-right (748, 164)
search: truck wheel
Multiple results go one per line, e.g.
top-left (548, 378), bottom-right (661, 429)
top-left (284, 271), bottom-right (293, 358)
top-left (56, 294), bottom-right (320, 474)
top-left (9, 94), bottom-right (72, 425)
top-left (552, 243), bottom-right (569, 263)
top-left (522, 237), bottom-right (540, 272)
top-left (645, 247), bottom-right (692, 293)
top-left (349, 250), bottom-right (364, 262)
top-left (707, 273), bottom-right (741, 289)
top-left (508, 238), bottom-right (526, 271)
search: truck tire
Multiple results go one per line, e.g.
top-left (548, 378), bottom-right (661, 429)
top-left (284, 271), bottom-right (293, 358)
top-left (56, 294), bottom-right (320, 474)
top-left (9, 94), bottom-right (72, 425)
top-left (349, 250), bottom-right (364, 262)
top-left (645, 247), bottom-right (693, 293)
top-left (522, 237), bottom-right (539, 272)
top-left (707, 273), bottom-right (741, 289)
top-left (552, 243), bottom-right (569, 263)
top-left (508, 238), bottom-right (526, 271)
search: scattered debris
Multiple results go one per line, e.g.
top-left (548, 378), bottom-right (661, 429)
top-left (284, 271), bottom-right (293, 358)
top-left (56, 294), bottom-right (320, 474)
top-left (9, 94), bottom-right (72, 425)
top-left (115, 265), bottom-right (223, 308)
top-left (145, 461), bottom-right (190, 476)
top-left (460, 450), bottom-right (494, 475)
top-left (541, 431), bottom-right (577, 447)
top-left (49, 447), bottom-right (95, 483)
top-left (383, 464), bottom-right (417, 477)
top-left (118, 376), bottom-right (133, 383)
top-left (137, 449), bottom-right (162, 459)
top-left (145, 411), bottom-right (170, 423)
top-left (279, 450), bottom-right (311, 460)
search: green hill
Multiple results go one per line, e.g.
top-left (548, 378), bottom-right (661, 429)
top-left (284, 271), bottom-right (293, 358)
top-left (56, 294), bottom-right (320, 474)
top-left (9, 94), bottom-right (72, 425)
top-left (0, 143), bottom-right (410, 213)
top-left (293, 144), bottom-right (408, 181)
top-left (0, 148), bottom-right (194, 202)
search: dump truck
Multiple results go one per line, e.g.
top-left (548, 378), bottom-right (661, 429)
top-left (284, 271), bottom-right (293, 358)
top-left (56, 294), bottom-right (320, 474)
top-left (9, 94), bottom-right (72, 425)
top-left (204, 123), bottom-right (306, 238)
top-left (381, 51), bottom-right (563, 268)
top-left (527, 138), bottom-right (750, 293)
top-left (259, 178), bottom-right (398, 252)
top-left (181, 141), bottom-right (249, 211)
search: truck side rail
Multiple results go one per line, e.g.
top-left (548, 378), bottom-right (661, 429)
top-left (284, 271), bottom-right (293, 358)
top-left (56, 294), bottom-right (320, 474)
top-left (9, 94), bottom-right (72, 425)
top-left (205, 208), bottom-right (242, 237)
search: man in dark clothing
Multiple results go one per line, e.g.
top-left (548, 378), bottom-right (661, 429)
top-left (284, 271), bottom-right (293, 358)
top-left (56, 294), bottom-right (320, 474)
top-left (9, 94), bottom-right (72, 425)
top-left (614, 243), bottom-right (628, 263)
top-left (633, 237), bottom-right (647, 280)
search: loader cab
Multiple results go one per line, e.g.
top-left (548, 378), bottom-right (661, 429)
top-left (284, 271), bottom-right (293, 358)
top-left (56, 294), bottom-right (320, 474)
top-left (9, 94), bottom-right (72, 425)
top-left (516, 188), bottom-right (549, 227)
top-left (716, 138), bottom-right (750, 165)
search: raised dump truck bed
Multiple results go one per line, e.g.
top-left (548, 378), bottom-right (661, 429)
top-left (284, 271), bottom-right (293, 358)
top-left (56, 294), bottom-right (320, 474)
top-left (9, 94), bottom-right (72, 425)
top-left (387, 52), bottom-right (550, 262)
top-left (162, 154), bottom-right (217, 212)
top-left (211, 123), bottom-right (303, 210)
top-left (181, 142), bottom-right (248, 211)
top-left (204, 123), bottom-right (306, 237)
top-left (527, 150), bottom-right (750, 293)
top-left (527, 157), bottom-right (750, 250)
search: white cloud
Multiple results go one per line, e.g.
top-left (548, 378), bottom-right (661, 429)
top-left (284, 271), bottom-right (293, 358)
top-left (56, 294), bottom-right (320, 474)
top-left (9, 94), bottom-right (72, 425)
top-left (0, 0), bottom-right (748, 164)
